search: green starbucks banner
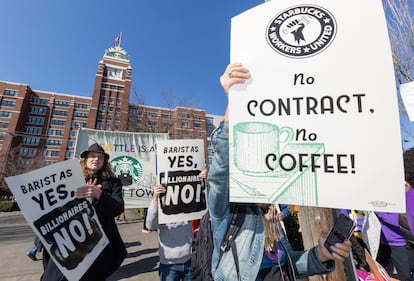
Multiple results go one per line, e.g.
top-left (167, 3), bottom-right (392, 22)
top-left (74, 128), bottom-right (168, 209)
top-left (228, 0), bottom-right (405, 212)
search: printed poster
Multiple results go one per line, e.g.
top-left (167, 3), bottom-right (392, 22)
top-left (400, 81), bottom-right (414, 122)
top-left (5, 159), bottom-right (109, 281)
top-left (74, 128), bottom-right (168, 209)
top-left (156, 139), bottom-right (207, 224)
top-left (228, 0), bottom-right (405, 212)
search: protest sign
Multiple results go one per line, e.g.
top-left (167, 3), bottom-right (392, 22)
top-left (74, 128), bottom-right (168, 208)
top-left (5, 159), bottom-right (108, 281)
top-left (228, 0), bottom-right (405, 212)
top-left (400, 81), bottom-right (414, 122)
top-left (156, 139), bottom-right (206, 224)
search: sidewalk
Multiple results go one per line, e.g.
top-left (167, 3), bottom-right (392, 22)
top-left (0, 210), bottom-right (159, 281)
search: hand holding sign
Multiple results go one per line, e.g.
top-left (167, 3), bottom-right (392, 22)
top-left (153, 184), bottom-right (166, 203)
top-left (75, 178), bottom-right (102, 200)
top-left (220, 62), bottom-right (250, 96)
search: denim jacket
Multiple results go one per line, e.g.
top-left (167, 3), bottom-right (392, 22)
top-left (208, 121), bottom-right (335, 281)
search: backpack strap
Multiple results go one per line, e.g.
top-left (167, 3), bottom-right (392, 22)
top-left (217, 205), bottom-right (246, 280)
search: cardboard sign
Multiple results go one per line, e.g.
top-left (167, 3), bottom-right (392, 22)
top-left (156, 139), bottom-right (207, 224)
top-left (74, 128), bottom-right (168, 209)
top-left (228, 0), bottom-right (405, 212)
top-left (5, 159), bottom-right (109, 281)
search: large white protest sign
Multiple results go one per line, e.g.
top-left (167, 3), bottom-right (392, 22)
top-left (74, 128), bottom-right (168, 209)
top-left (156, 139), bottom-right (207, 224)
top-left (400, 81), bottom-right (414, 122)
top-left (5, 159), bottom-right (109, 281)
top-left (228, 0), bottom-right (405, 212)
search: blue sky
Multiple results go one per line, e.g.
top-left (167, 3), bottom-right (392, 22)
top-left (0, 0), bottom-right (263, 115)
top-left (2, 0), bottom-right (414, 150)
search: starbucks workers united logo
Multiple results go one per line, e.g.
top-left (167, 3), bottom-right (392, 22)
top-left (266, 5), bottom-right (337, 58)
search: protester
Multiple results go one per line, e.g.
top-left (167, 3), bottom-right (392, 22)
top-left (142, 208), bottom-right (152, 233)
top-left (403, 147), bottom-right (414, 235)
top-left (191, 168), bottom-right (208, 237)
top-left (341, 209), bottom-right (370, 272)
top-left (146, 184), bottom-right (192, 281)
top-left (375, 211), bottom-right (414, 280)
top-left (116, 211), bottom-right (128, 222)
top-left (27, 236), bottom-right (42, 261)
top-left (207, 62), bottom-right (352, 280)
top-left (41, 143), bottom-right (127, 281)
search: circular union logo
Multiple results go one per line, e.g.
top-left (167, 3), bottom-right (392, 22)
top-left (266, 5), bottom-right (337, 58)
top-left (111, 155), bottom-right (144, 185)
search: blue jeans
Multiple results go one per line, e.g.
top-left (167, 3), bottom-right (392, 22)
top-left (159, 259), bottom-right (191, 281)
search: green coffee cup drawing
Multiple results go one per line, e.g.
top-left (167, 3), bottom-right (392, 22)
top-left (233, 122), bottom-right (293, 175)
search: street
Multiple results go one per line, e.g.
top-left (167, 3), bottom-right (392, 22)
top-left (0, 210), bottom-right (159, 281)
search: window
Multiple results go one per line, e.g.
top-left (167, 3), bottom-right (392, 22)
top-left (74, 102), bottom-right (89, 110)
top-left (0, 111), bottom-right (12, 118)
top-left (32, 97), bottom-right (49, 105)
top-left (1, 100), bottom-right (15, 107)
top-left (65, 150), bottom-right (74, 158)
top-left (70, 130), bottom-right (78, 138)
top-left (71, 121), bottom-right (86, 128)
top-left (46, 139), bottom-right (62, 146)
top-left (54, 100), bottom-right (70, 107)
top-left (48, 129), bottom-right (64, 136)
top-left (194, 122), bottom-right (202, 129)
top-left (19, 147), bottom-right (37, 157)
top-left (43, 150), bottom-right (60, 157)
top-left (182, 113), bottom-right (191, 119)
top-left (96, 123), bottom-right (103, 129)
top-left (30, 107), bottom-right (47, 115)
top-left (43, 160), bottom-right (57, 166)
top-left (3, 89), bottom-right (18, 97)
top-left (67, 140), bottom-right (75, 147)
top-left (52, 109), bottom-right (68, 116)
top-left (73, 112), bottom-right (88, 118)
top-left (0, 122), bottom-right (9, 129)
top-left (194, 114), bottom-right (202, 120)
top-left (50, 119), bottom-right (66, 126)
top-left (23, 137), bottom-right (40, 145)
top-left (25, 127), bottom-right (43, 134)
top-left (182, 121), bottom-right (190, 128)
top-left (0, 133), bottom-right (5, 140)
top-left (28, 116), bottom-right (45, 125)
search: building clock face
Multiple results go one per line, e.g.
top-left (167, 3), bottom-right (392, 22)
top-left (108, 68), bottom-right (121, 78)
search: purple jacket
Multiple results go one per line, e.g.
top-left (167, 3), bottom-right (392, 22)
top-left (406, 187), bottom-right (414, 235)
top-left (375, 212), bottom-right (407, 246)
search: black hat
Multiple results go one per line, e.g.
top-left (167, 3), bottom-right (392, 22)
top-left (81, 143), bottom-right (109, 159)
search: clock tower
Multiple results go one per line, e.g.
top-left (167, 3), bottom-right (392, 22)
top-left (88, 44), bottom-right (132, 131)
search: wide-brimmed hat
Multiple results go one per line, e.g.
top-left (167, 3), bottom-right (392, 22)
top-left (81, 143), bottom-right (109, 159)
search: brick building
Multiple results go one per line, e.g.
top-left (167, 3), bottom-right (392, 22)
top-left (0, 44), bottom-right (222, 191)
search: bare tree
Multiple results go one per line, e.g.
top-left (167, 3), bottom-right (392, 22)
top-left (126, 86), bottom-right (201, 135)
top-left (0, 145), bottom-right (45, 198)
top-left (383, 0), bottom-right (414, 142)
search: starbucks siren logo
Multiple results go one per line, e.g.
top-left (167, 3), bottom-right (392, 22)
top-left (111, 156), bottom-right (143, 186)
top-left (266, 5), bottom-right (337, 58)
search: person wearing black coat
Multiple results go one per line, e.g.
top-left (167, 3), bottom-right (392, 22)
top-left (41, 143), bottom-right (127, 281)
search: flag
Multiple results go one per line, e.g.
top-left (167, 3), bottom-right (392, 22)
top-left (114, 35), bottom-right (120, 47)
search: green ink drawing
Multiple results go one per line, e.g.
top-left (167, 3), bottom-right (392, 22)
top-left (230, 121), bottom-right (325, 206)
